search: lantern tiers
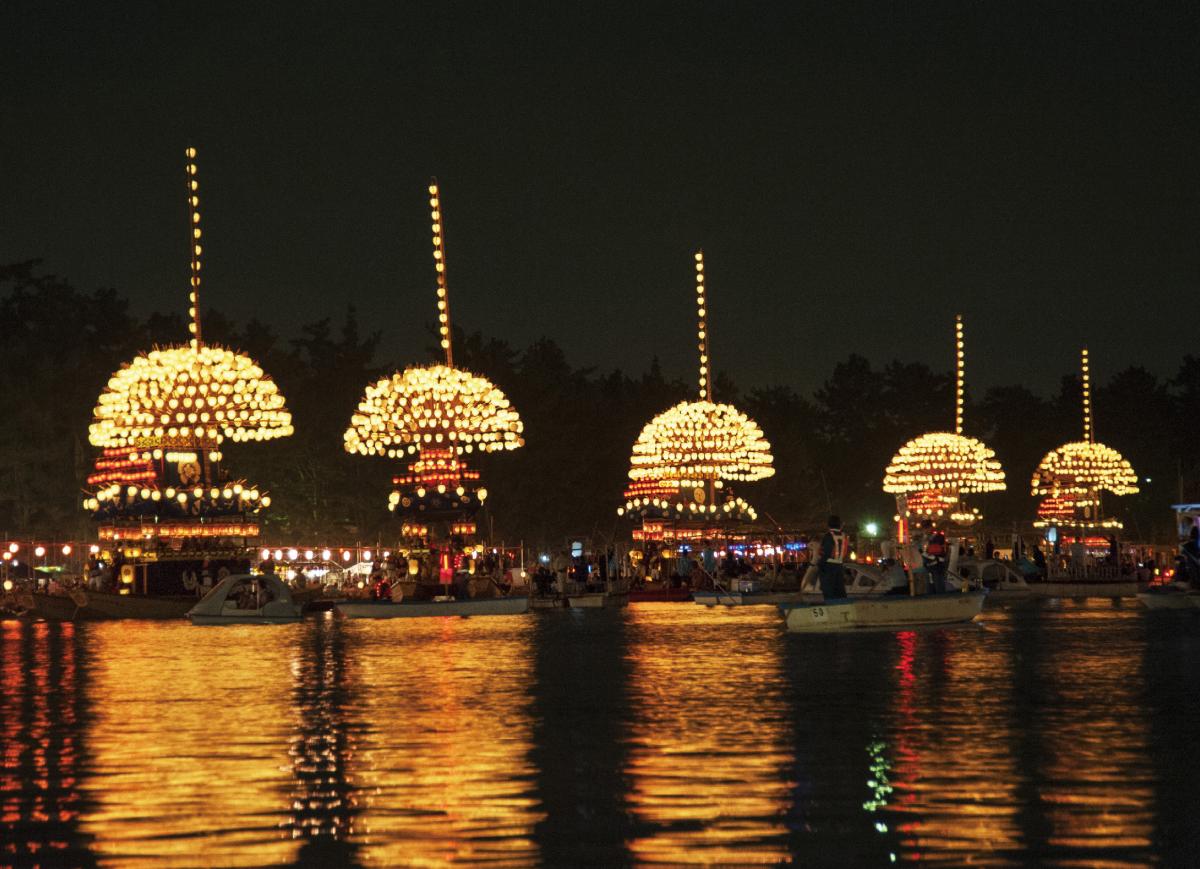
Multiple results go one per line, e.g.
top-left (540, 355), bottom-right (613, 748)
top-left (883, 431), bottom-right (1006, 495)
top-left (627, 400), bottom-right (774, 486)
top-left (86, 480), bottom-right (269, 523)
top-left (89, 344), bottom-right (293, 449)
top-left (343, 364), bottom-right (524, 458)
top-left (1031, 441), bottom-right (1139, 498)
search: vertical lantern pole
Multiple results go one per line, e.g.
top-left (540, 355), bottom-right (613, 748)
top-left (694, 250), bottom-right (716, 513)
top-left (954, 314), bottom-right (965, 436)
top-left (695, 250), bottom-right (711, 402)
top-left (185, 147), bottom-right (203, 349)
top-left (1081, 347), bottom-right (1093, 443)
top-left (429, 179), bottom-right (453, 367)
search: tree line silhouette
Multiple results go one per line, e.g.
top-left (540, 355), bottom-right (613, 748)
top-left (2, 261), bottom-right (1195, 546)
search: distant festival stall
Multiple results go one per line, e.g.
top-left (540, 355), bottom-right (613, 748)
top-left (84, 148), bottom-right (293, 594)
top-left (618, 250), bottom-right (774, 548)
top-left (343, 180), bottom-right (524, 593)
top-left (883, 315), bottom-right (1006, 539)
top-left (1032, 348), bottom-right (1138, 550)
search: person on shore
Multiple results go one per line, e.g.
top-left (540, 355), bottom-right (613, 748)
top-left (1107, 534), bottom-right (1120, 567)
top-left (985, 538), bottom-right (995, 560)
top-left (816, 515), bottom-right (848, 600)
top-left (920, 519), bottom-right (948, 594)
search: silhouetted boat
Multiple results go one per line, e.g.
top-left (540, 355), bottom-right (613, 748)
top-left (780, 590), bottom-right (987, 632)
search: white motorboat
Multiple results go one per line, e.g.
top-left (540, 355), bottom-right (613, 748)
top-left (799, 562), bottom-right (961, 598)
top-left (957, 558), bottom-right (1035, 600)
top-left (1137, 584), bottom-right (1200, 610)
top-left (779, 590), bottom-right (987, 633)
top-left (336, 595), bottom-right (530, 619)
top-left (188, 574), bottom-right (303, 625)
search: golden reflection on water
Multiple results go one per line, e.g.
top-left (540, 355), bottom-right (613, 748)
top-left (623, 605), bottom-right (792, 864)
top-left (344, 616), bottom-right (542, 867)
top-left (80, 621), bottom-right (299, 866)
top-left (879, 602), bottom-right (1155, 865)
top-left (0, 600), bottom-right (1182, 865)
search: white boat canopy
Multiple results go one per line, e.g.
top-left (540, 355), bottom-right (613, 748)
top-left (189, 573), bottom-right (297, 619)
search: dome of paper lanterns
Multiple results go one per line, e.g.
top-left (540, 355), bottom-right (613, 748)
top-left (618, 251), bottom-right (773, 529)
top-left (343, 364), bottom-right (524, 458)
top-left (628, 400), bottom-right (773, 486)
top-left (881, 316), bottom-right (1005, 523)
top-left (883, 431), bottom-right (1006, 496)
top-left (90, 345), bottom-right (293, 449)
top-left (1031, 441), bottom-right (1138, 498)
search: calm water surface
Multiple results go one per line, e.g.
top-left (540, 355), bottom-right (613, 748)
top-left (3, 600), bottom-right (1199, 866)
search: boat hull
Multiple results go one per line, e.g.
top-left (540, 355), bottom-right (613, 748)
top-left (1137, 590), bottom-right (1200, 610)
top-left (694, 590), bottom-right (810, 607)
top-left (566, 592), bottom-right (629, 608)
top-left (1027, 582), bottom-right (1138, 598)
top-left (628, 587), bottom-right (693, 603)
top-left (780, 591), bottom-right (986, 633)
top-left (188, 613), bottom-right (302, 625)
top-left (29, 591), bottom-right (195, 620)
top-left (336, 596), bottom-right (530, 619)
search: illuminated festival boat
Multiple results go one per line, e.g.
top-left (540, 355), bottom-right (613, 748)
top-left (779, 590), bottom-right (987, 633)
top-left (39, 148), bottom-right (293, 619)
top-left (1030, 348), bottom-right (1139, 597)
top-left (883, 315), bottom-right (1006, 534)
top-left (339, 179), bottom-right (528, 619)
top-left (618, 251), bottom-right (775, 603)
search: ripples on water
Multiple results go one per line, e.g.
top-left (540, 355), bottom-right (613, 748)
top-left (3, 600), bottom-right (1200, 865)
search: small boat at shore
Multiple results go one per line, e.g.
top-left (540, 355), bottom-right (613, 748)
top-left (336, 595), bottom-right (529, 619)
top-left (779, 590), bottom-right (987, 633)
top-left (188, 574), bottom-right (303, 624)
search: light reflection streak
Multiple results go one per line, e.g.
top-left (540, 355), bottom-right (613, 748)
top-left (624, 605), bottom-right (791, 864)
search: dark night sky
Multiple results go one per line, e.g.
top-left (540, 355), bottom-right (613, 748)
top-left (3, 2), bottom-right (1198, 397)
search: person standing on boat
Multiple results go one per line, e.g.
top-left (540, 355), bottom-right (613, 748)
top-left (920, 519), bottom-right (948, 594)
top-left (701, 542), bottom-right (717, 577)
top-left (816, 515), bottom-right (848, 600)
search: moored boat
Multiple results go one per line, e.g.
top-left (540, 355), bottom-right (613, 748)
top-left (336, 595), bottom-right (529, 619)
top-left (779, 590), bottom-right (987, 633)
top-left (1136, 585), bottom-right (1200, 610)
top-left (31, 589), bottom-right (195, 621)
top-left (188, 574), bottom-right (303, 624)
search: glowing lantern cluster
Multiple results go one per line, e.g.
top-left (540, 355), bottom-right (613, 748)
top-left (627, 400), bottom-right (773, 486)
top-left (83, 147), bottom-right (289, 537)
top-left (620, 251), bottom-right (774, 525)
top-left (883, 432), bottom-right (1006, 496)
top-left (344, 365), bottom-right (523, 458)
top-left (345, 179), bottom-right (523, 528)
top-left (1032, 349), bottom-right (1138, 530)
top-left (1032, 442), bottom-right (1139, 499)
top-left (883, 316), bottom-right (1005, 523)
top-left (90, 345), bottom-right (292, 449)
